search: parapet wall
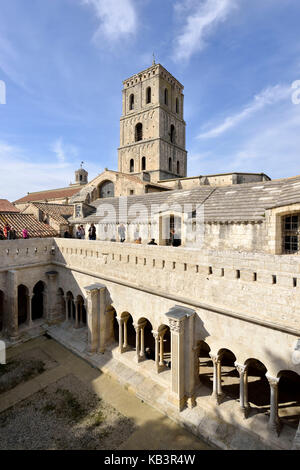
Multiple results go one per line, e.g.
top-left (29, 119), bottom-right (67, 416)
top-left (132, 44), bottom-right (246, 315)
top-left (53, 238), bottom-right (300, 333)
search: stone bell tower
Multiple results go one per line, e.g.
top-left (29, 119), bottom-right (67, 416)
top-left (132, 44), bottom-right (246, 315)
top-left (118, 62), bottom-right (187, 183)
top-left (74, 162), bottom-right (88, 185)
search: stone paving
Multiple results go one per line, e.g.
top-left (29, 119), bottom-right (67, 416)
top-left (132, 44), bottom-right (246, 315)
top-left (1, 335), bottom-right (212, 451)
top-left (47, 322), bottom-right (298, 450)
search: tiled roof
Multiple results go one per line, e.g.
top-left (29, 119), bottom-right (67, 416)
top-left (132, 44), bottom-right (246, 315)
top-left (29, 202), bottom-right (74, 225)
top-left (0, 213), bottom-right (57, 238)
top-left (0, 199), bottom-right (19, 212)
top-left (79, 175), bottom-right (300, 223)
top-left (14, 186), bottom-right (80, 204)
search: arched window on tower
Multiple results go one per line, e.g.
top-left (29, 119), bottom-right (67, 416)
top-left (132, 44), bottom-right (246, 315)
top-left (177, 161), bottom-right (180, 174)
top-left (176, 97), bottom-right (179, 114)
top-left (169, 158), bottom-right (172, 172)
top-left (129, 94), bottom-right (134, 110)
top-left (146, 87), bottom-right (151, 104)
top-left (142, 156), bottom-right (146, 171)
top-left (130, 159), bottom-right (135, 173)
top-left (135, 123), bottom-right (143, 142)
top-left (170, 125), bottom-right (175, 143)
top-left (164, 88), bottom-right (168, 106)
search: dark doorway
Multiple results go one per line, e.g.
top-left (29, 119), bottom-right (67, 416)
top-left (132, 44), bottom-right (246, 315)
top-left (32, 281), bottom-right (45, 321)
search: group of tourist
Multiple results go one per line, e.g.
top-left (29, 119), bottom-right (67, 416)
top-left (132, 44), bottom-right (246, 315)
top-left (0, 223), bottom-right (29, 240)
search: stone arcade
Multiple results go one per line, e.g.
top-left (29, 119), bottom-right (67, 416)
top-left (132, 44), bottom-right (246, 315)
top-left (1, 63), bottom-right (300, 450)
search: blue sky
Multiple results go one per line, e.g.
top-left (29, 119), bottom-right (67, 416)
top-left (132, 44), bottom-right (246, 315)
top-left (1, 0), bottom-right (300, 201)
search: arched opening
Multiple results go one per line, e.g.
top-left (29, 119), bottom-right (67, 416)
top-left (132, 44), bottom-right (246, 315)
top-left (168, 157), bottom-right (172, 172)
top-left (217, 348), bottom-right (239, 401)
top-left (130, 159), bottom-right (134, 173)
top-left (76, 295), bottom-right (87, 327)
top-left (177, 161), bottom-right (180, 175)
top-left (146, 87), bottom-right (151, 104)
top-left (170, 125), bottom-right (175, 143)
top-left (278, 370), bottom-right (300, 429)
top-left (135, 123), bottom-right (143, 142)
top-left (161, 214), bottom-right (182, 246)
top-left (129, 94), bottom-right (134, 110)
top-left (18, 284), bottom-right (28, 326)
top-left (98, 180), bottom-right (114, 199)
top-left (244, 358), bottom-right (269, 412)
top-left (0, 290), bottom-right (4, 332)
top-left (176, 97), bottom-right (179, 114)
top-left (138, 317), bottom-right (155, 361)
top-left (158, 324), bottom-right (171, 369)
top-left (106, 306), bottom-right (118, 345)
top-left (66, 291), bottom-right (75, 323)
top-left (57, 288), bottom-right (65, 319)
top-left (198, 341), bottom-right (213, 392)
top-left (141, 156), bottom-right (146, 171)
top-left (164, 88), bottom-right (168, 106)
top-left (32, 281), bottom-right (45, 321)
top-left (121, 312), bottom-right (135, 350)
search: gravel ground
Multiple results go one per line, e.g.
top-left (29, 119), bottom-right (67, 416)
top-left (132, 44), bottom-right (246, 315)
top-left (0, 347), bottom-right (57, 394)
top-left (0, 373), bottom-right (135, 450)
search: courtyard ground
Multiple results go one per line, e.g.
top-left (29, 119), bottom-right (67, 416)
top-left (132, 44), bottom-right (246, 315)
top-left (0, 335), bottom-right (213, 451)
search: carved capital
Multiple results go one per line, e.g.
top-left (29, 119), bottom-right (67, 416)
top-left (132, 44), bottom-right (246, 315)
top-left (234, 362), bottom-right (247, 376)
top-left (169, 318), bottom-right (184, 333)
top-left (266, 374), bottom-right (280, 388)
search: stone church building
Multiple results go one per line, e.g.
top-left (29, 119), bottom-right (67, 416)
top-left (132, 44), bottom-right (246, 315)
top-left (1, 63), bottom-right (300, 450)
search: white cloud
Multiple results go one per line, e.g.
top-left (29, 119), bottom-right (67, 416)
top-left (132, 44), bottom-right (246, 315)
top-left (82, 0), bottom-right (137, 43)
top-left (51, 137), bottom-right (79, 164)
top-left (173, 0), bottom-right (237, 63)
top-left (198, 84), bottom-right (291, 139)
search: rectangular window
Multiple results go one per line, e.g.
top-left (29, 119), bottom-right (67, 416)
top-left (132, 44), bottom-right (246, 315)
top-left (283, 214), bottom-right (299, 254)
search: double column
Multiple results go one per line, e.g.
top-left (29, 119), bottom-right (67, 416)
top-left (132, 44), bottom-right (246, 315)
top-left (85, 283), bottom-right (107, 354)
top-left (134, 321), bottom-right (146, 363)
top-left (234, 362), bottom-right (250, 418)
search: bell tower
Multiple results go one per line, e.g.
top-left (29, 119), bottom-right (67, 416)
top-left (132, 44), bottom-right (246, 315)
top-left (118, 63), bottom-right (187, 182)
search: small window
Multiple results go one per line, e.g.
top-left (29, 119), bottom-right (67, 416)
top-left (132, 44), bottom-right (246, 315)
top-left (142, 156), bottom-right (146, 171)
top-left (146, 87), bottom-right (151, 104)
top-left (129, 189), bottom-right (134, 195)
top-left (164, 88), bottom-right (168, 105)
top-left (135, 123), bottom-right (143, 142)
top-left (130, 159), bottom-right (134, 173)
top-left (272, 275), bottom-right (277, 284)
top-left (129, 94), bottom-right (134, 110)
top-left (170, 125), bottom-right (175, 143)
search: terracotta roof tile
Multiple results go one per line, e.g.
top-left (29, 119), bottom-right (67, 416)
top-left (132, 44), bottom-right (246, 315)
top-left (0, 213), bottom-right (57, 238)
top-left (14, 187), bottom-right (80, 204)
top-left (0, 199), bottom-right (19, 212)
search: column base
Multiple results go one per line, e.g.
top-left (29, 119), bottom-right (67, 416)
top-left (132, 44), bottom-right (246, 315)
top-left (168, 392), bottom-right (186, 412)
top-left (210, 392), bottom-right (224, 405)
top-left (268, 420), bottom-right (281, 436)
top-left (186, 394), bottom-right (196, 409)
top-left (240, 405), bottom-right (251, 419)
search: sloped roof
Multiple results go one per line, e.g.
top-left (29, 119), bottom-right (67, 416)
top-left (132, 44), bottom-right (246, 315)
top-left (0, 199), bottom-right (19, 212)
top-left (28, 202), bottom-right (74, 225)
top-left (14, 186), bottom-right (80, 204)
top-left (0, 213), bottom-right (57, 238)
top-left (79, 175), bottom-right (300, 224)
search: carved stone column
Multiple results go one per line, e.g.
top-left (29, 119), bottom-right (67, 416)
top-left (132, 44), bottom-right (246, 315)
top-left (209, 353), bottom-right (223, 404)
top-left (118, 317), bottom-right (124, 354)
top-left (75, 300), bottom-right (80, 329)
top-left (64, 295), bottom-right (68, 322)
top-left (152, 330), bottom-right (160, 373)
top-left (266, 374), bottom-right (281, 435)
top-left (123, 317), bottom-right (128, 349)
top-left (235, 362), bottom-right (250, 418)
top-left (140, 323), bottom-right (146, 360)
top-left (26, 292), bottom-right (32, 327)
top-left (134, 323), bottom-right (141, 363)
